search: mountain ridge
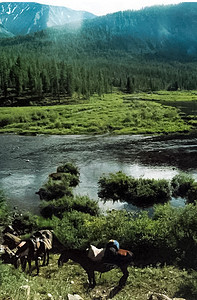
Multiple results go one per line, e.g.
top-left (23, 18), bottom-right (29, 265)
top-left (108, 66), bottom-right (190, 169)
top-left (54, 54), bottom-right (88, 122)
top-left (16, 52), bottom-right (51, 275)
top-left (0, 3), bottom-right (197, 62)
top-left (79, 3), bottom-right (197, 59)
top-left (0, 2), bottom-right (96, 35)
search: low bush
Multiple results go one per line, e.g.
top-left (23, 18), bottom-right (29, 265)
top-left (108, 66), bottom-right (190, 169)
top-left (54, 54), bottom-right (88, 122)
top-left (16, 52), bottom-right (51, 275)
top-left (98, 171), bottom-right (171, 207)
top-left (171, 173), bottom-right (195, 198)
top-left (11, 213), bottom-right (41, 235)
top-left (40, 195), bottom-right (100, 219)
top-left (36, 178), bottom-right (73, 201)
top-left (51, 210), bottom-right (93, 249)
top-left (153, 203), bottom-right (197, 269)
top-left (57, 162), bottom-right (79, 176)
top-left (187, 183), bottom-right (197, 204)
top-left (42, 203), bottom-right (197, 269)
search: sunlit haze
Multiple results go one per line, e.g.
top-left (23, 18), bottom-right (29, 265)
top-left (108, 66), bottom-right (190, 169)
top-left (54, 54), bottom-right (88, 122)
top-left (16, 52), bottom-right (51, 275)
top-left (1, 0), bottom-right (185, 15)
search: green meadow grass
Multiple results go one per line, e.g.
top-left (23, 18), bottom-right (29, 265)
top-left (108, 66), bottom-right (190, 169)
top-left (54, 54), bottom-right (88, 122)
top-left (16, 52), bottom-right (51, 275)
top-left (0, 257), bottom-right (196, 300)
top-left (129, 90), bottom-right (197, 101)
top-left (0, 92), bottom-right (193, 135)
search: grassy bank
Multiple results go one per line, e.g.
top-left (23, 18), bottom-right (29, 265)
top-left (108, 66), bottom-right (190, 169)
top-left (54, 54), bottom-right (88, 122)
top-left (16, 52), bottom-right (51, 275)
top-left (0, 92), bottom-right (193, 135)
top-left (0, 257), bottom-right (196, 300)
top-left (129, 90), bottom-right (197, 101)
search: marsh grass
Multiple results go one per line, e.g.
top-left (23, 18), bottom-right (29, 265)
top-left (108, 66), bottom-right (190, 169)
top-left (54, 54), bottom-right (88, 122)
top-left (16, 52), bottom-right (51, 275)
top-left (0, 92), bottom-right (192, 135)
top-left (129, 90), bottom-right (197, 101)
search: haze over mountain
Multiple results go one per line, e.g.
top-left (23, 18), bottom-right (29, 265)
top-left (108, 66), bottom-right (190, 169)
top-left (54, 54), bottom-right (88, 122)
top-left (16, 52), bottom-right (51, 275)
top-left (0, 2), bottom-right (197, 61)
top-left (79, 2), bottom-right (197, 59)
top-left (0, 2), bottom-right (95, 35)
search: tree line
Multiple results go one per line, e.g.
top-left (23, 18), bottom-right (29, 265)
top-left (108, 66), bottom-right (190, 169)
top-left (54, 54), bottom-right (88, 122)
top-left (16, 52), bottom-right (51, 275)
top-left (1, 29), bottom-right (197, 106)
top-left (0, 53), bottom-right (111, 105)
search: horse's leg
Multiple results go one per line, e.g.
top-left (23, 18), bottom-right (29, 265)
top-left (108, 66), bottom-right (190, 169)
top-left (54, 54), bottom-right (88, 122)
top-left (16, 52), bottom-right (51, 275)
top-left (118, 265), bottom-right (129, 287)
top-left (42, 251), bottom-right (46, 266)
top-left (27, 257), bottom-right (32, 274)
top-left (58, 252), bottom-right (68, 267)
top-left (35, 257), bottom-right (39, 275)
top-left (42, 250), bottom-right (49, 266)
top-left (46, 250), bottom-right (49, 265)
top-left (92, 271), bottom-right (96, 288)
top-left (21, 256), bottom-right (27, 272)
top-left (87, 270), bottom-right (96, 288)
top-left (58, 255), bottom-right (63, 267)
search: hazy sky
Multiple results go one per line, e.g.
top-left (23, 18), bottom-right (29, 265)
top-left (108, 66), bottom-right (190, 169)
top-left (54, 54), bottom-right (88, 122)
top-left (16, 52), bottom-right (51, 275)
top-left (2, 0), bottom-right (185, 15)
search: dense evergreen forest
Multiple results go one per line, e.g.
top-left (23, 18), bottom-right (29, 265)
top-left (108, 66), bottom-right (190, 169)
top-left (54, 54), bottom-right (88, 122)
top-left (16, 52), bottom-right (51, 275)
top-left (1, 3), bottom-right (197, 106)
top-left (1, 46), bottom-right (197, 106)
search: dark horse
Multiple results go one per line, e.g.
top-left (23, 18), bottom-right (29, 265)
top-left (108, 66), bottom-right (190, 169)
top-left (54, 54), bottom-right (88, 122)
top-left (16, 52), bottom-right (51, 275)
top-left (14, 229), bottom-right (65, 275)
top-left (14, 238), bottom-right (49, 275)
top-left (58, 248), bottom-right (133, 288)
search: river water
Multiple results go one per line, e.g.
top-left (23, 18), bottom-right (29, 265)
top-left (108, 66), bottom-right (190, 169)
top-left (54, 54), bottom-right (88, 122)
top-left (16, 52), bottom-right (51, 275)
top-left (0, 133), bottom-right (197, 214)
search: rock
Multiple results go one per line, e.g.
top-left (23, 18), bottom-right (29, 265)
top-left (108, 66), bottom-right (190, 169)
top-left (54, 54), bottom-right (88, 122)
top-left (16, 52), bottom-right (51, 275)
top-left (147, 292), bottom-right (186, 300)
top-left (147, 292), bottom-right (172, 300)
top-left (67, 294), bottom-right (84, 300)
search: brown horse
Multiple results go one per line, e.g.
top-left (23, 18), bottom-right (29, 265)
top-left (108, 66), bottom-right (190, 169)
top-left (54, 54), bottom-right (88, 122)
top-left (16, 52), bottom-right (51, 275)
top-left (58, 248), bottom-right (133, 288)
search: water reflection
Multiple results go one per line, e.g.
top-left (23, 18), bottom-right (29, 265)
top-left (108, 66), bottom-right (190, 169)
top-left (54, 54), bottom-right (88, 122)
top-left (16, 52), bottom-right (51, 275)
top-left (159, 100), bottom-right (197, 116)
top-left (0, 133), bottom-right (196, 214)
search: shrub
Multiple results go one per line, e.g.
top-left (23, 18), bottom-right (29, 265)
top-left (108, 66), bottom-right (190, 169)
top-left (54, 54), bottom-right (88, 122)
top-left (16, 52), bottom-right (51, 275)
top-left (187, 183), bottom-right (197, 204)
top-left (40, 195), bottom-right (100, 219)
top-left (62, 173), bottom-right (80, 187)
top-left (171, 173), bottom-right (195, 198)
top-left (98, 171), bottom-right (132, 201)
top-left (153, 203), bottom-right (197, 269)
top-left (98, 171), bottom-right (171, 207)
top-left (57, 162), bottom-right (79, 176)
top-left (36, 178), bottom-right (73, 201)
top-left (11, 213), bottom-right (40, 235)
top-left (71, 195), bottom-right (100, 216)
top-left (51, 211), bottom-right (93, 249)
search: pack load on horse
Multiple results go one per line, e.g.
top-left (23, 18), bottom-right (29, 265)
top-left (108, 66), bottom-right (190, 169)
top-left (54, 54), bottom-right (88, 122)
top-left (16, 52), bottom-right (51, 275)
top-left (59, 239), bottom-right (133, 288)
top-left (13, 229), bottom-right (65, 275)
top-left (87, 245), bottom-right (105, 261)
top-left (103, 239), bottom-right (120, 262)
top-left (1, 226), bottom-right (21, 264)
top-left (87, 239), bottom-right (119, 262)
top-left (13, 230), bottom-right (54, 275)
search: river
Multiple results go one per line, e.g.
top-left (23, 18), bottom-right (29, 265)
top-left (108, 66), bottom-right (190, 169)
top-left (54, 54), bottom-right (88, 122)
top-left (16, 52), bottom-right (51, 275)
top-left (0, 133), bottom-right (197, 214)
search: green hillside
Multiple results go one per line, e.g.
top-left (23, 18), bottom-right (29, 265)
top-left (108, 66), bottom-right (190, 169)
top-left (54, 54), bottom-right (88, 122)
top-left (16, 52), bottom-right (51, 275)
top-left (1, 3), bottom-right (197, 104)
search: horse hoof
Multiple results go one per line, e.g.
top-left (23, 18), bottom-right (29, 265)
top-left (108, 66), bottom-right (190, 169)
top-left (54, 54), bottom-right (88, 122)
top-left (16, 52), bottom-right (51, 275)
top-left (88, 284), bottom-right (95, 289)
top-left (109, 286), bottom-right (122, 298)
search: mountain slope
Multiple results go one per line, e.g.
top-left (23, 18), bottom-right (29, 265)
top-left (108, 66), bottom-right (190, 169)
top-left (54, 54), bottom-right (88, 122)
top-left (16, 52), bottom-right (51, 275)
top-left (0, 3), bottom-right (197, 61)
top-left (79, 3), bottom-right (197, 59)
top-left (0, 24), bottom-right (13, 37)
top-left (0, 2), bottom-right (96, 35)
